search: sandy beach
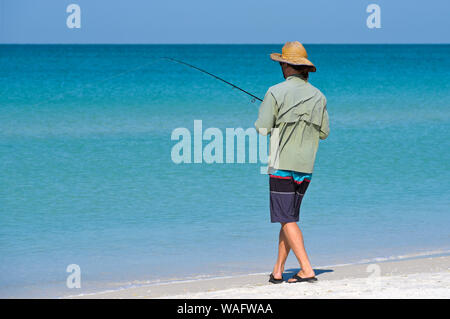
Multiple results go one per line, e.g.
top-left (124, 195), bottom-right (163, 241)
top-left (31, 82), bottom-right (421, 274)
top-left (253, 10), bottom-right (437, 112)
top-left (66, 254), bottom-right (450, 299)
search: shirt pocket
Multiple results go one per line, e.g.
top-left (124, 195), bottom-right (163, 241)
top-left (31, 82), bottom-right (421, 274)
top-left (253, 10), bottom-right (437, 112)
top-left (291, 98), bottom-right (323, 127)
top-left (277, 103), bottom-right (312, 125)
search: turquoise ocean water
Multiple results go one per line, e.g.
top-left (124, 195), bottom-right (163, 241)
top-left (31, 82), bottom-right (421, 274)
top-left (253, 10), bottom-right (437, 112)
top-left (0, 45), bottom-right (449, 297)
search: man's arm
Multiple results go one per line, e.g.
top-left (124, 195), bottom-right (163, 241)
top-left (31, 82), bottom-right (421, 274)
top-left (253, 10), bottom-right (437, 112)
top-left (255, 90), bottom-right (277, 136)
top-left (319, 105), bottom-right (330, 140)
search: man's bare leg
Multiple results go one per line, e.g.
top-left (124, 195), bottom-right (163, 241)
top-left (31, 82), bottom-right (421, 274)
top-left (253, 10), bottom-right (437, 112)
top-left (272, 228), bottom-right (290, 279)
top-left (281, 222), bottom-right (315, 281)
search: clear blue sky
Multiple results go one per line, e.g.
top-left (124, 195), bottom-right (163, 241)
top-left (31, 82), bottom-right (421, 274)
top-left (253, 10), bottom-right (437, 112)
top-left (1, 0), bottom-right (449, 44)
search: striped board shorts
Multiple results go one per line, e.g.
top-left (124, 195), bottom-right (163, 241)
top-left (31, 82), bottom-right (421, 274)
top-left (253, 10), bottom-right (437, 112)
top-left (269, 169), bottom-right (312, 223)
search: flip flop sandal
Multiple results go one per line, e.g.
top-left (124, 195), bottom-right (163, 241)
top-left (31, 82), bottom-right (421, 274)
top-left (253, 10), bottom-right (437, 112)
top-left (268, 273), bottom-right (284, 284)
top-left (288, 274), bottom-right (318, 283)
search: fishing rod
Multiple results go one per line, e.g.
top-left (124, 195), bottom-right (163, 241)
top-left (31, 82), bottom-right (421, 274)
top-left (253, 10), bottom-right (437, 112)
top-left (163, 57), bottom-right (263, 102)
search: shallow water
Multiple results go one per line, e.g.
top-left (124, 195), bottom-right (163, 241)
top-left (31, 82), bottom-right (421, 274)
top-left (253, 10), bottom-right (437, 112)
top-left (0, 45), bottom-right (449, 297)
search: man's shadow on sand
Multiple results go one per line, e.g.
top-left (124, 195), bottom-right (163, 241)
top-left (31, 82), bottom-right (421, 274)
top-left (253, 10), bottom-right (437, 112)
top-left (282, 268), bottom-right (333, 280)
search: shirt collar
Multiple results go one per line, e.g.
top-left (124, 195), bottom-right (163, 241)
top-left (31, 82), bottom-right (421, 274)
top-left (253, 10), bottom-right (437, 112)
top-left (286, 74), bottom-right (307, 83)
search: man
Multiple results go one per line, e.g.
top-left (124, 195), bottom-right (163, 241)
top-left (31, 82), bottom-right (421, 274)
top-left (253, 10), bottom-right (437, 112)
top-left (255, 41), bottom-right (329, 284)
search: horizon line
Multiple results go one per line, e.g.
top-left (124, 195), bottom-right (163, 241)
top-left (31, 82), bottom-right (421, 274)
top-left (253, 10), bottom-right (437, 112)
top-left (1, 42), bottom-right (449, 45)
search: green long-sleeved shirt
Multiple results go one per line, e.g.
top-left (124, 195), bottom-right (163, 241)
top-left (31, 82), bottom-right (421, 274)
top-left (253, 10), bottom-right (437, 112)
top-left (255, 75), bottom-right (329, 174)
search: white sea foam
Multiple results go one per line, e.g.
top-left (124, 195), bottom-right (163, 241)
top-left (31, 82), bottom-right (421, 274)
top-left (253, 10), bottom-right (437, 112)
top-left (62, 249), bottom-right (450, 299)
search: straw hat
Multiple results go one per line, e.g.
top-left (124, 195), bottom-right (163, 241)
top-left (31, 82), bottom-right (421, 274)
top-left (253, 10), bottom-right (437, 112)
top-left (270, 41), bottom-right (316, 72)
